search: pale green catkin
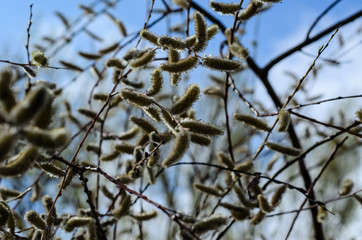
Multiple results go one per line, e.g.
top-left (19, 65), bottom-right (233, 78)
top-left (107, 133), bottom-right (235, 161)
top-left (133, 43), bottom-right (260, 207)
top-left (193, 183), bottom-right (221, 197)
top-left (192, 214), bottom-right (228, 234)
top-left (121, 79), bottom-right (144, 89)
top-left (170, 73), bottom-right (182, 86)
top-left (58, 168), bottom-right (76, 190)
top-left (271, 185), bottom-right (287, 207)
top-left (172, 0), bottom-right (189, 9)
top-left (130, 116), bottom-right (157, 133)
top-left (0, 126), bottom-right (17, 163)
top-left (0, 147), bottom-right (38, 177)
top-left (143, 106), bottom-right (162, 122)
top-left (171, 84), bottom-right (200, 115)
top-left (160, 55), bottom-right (199, 73)
top-left (147, 166), bottom-right (155, 184)
top-left (206, 24), bottom-right (220, 40)
top-left (190, 133), bottom-right (211, 146)
top-left (161, 109), bottom-right (178, 134)
top-left (203, 56), bottom-right (243, 72)
top-left (98, 42), bottom-right (119, 55)
top-left (229, 43), bottom-right (249, 60)
top-left (220, 203), bottom-right (249, 220)
top-left (100, 151), bottom-right (120, 162)
top-left (193, 11), bottom-right (208, 52)
top-left (114, 195), bottom-right (132, 218)
top-left (133, 146), bottom-right (143, 163)
top-left (257, 194), bottom-right (274, 213)
top-left (265, 141), bottom-right (301, 156)
top-left (168, 49), bottom-right (180, 62)
top-left (317, 206), bottom-right (327, 223)
top-left (238, 0), bottom-right (264, 21)
top-left (104, 58), bottom-right (125, 69)
top-left (181, 118), bottom-right (224, 136)
top-left (234, 160), bottom-right (254, 172)
top-left (250, 210), bottom-right (266, 225)
top-left (123, 47), bottom-right (148, 61)
top-left (233, 113), bottom-right (271, 131)
top-left (78, 51), bottom-right (101, 60)
top-left (22, 127), bottom-right (69, 149)
top-left (217, 152), bottom-right (234, 168)
top-left (209, 1), bottom-right (241, 15)
top-left (130, 210), bottom-right (157, 221)
top-left (277, 109), bottom-right (291, 132)
top-left (24, 210), bottom-right (46, 230)
top-left (140, 29), bottom-right (159, 46)
top-left (161, 131), bottom-right (190, 168)
top-left (203, 86), bottom-right (224, 98)
top-left (64, 217), bottom-right (93, 232)
top-left (233, 186), bottom-right (258, 208)
top-left (9, 85), bottom-right (52, 125)
top-left (146, 69), bottom-right (163, 96)
top-left (114, 143), bottom-right (136, 154)
top-left (120, 88), bottom-right (153, 107)
top-left (129, 50), bottom-right (155, 68)
top-left (101, 185), bottom-right (114, 199)
top-left (59, 60), bottom-right (83, 72)
top-left (339, 178), bottom-right (353, 196)
top-left (38, 163), bottom-right (65, 178)
top-left (118, 126), bottom-right (140, 140)
top-left (158, 35), bottom-right (186, 50)
top-left (31, 50), bottom-right (48, 67)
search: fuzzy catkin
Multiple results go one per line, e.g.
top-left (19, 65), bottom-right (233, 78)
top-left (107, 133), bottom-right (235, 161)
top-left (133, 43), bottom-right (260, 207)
top-left (0, 147), bottom-right (38, 177)
top-left (161, 131), bottom-right (190, 168)
top-left (146, 69), bottom-right (163, 96)
top-left (171, 84), bottom-right (200, 115)
top-left (209, 1), bottom-right (241, 15)
top-left (233, 113), bottom-right (270, 131)
top-left (193, 11), bottom-right (208, 52)
top-left (120, 89), bottom-right (153, 107)
top-left (265, 141), bottom-right (301, 156)
top-left (203, 56), bottom-right (243, 72)
top-left (181, 119), bottom-right (224, 136)
top-left (129, 50), bottom-right (155, 68)
top-left (161, 55), bottom-right (199, 73)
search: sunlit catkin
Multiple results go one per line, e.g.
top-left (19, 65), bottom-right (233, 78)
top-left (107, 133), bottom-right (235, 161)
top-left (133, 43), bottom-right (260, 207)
top-left (203, 56), bottom-right (242, 72)
top-left (229, 43), bottom-right (249, 60)
top-left (130, 116), bottom-right (157, 133)
top-left (160, 55), bottom-right (199, 73)
top-left (31, 50), bottom-right (48, 67)
top-left (22, 127), bottom-right (69, 149)
top-left (192, 214), bottom-right (228, 234)
top-left (130, 210), bottom-right (157, 221)
top-left (271, 185), bottom-right (287, 207)
top-left (193, 183), bottom-right (221, 197)
top-left (190, 133), bottom-right (211, 146)
top-left (143, 106), bottom-right (162, 123)
top-left (238, 0), bottom-right (264, 21)
top-left (146, 69), bottom-right (163, 97)
top-left (217, 152), bottom-right (234, 168)
top-left (257, 194), bottom-right (274, 213)
top-left (171, 84), bottom-right (200, 115)
top-left (339, 178), bottom-right (353, 196)
top-left (64, 217), bottom-right (93, 232)
top-left (24, 210), bottom-right (46, 230)
top-left (9, 85), bottom-right (52, 125)
top-left (193, 11), bottom-right (208, 52)
top-left (140, 29), bottom-right (159, 46)
top-left (265, 141), bottom-right (301, 156)
top-left (161, 131), bottom-right (190, 168)
top-left (0, 147), bottom-right (38, 177)
top-left (250, 210), bottom-right (266, 225)
top-left (129, 50), bottom-right (155, 69)
top-left (120, 88), bottom-right (153, 107)
top-left (181, 119), bottom-right (224, 136)
top-left (209, 1), bottom-right (241, 15)
top-left (234, 160), bottom-right (254, 172)
top-left (158, 35), bottom-right (186, 50)
top-left (277, 109), bottom-right (291, 132)
top-left (233, 113), bottom-right (270, 131)
top-left (114, 195), bottom-right (131, 218)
